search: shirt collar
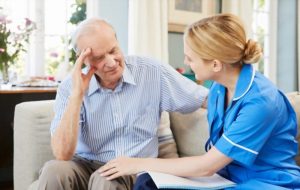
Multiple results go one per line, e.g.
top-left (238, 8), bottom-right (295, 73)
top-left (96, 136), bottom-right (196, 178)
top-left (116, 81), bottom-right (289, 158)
top-left (232, 64), bottom-right (255, 101)
top-left (122, 61), bottom-right (136, 86)
top-left (87, 61), bottom-right (136, 96)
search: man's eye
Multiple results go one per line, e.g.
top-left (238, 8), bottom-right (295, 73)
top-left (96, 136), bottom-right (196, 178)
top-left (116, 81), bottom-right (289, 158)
top-left (93, 56), bottom-right (103, 62)
top-left (110, 48), bottom-right (118, 54)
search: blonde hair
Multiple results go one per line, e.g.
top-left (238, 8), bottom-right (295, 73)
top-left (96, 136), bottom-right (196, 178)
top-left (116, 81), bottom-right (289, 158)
top-left (184, 13), bottom-right (262, 65)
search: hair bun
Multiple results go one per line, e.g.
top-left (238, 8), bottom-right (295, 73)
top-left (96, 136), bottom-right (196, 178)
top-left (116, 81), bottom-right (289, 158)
top-left (243, 39), bottom-right (263, 64)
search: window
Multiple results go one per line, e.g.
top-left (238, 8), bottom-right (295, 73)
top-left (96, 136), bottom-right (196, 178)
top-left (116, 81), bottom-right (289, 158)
top-left (0, 0), bottom-right (82, 79)
top-left (252, 0), bottom-right (277, 82)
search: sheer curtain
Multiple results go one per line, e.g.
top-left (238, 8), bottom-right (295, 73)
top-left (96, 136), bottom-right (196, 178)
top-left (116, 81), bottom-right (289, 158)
top-left (128, 0), bottom-right (179, 158)
top-left (128, 0), bottom-right (168, 64)
top-left (221, 0), bottom-right (253, 37)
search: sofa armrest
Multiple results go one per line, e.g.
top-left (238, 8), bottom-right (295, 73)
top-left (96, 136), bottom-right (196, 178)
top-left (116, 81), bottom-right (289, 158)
top-left (286, 92), bottom-right (300, 166)
top-left (14, 100), bottom-right (55, 190)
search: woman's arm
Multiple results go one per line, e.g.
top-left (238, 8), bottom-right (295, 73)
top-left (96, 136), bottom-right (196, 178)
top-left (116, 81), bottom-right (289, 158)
top-left (98, 146), bottom-right (232, 180)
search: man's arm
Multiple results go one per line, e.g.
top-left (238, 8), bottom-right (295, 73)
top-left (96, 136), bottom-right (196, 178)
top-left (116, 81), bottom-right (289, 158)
top-left (159, 63), bottom-right (209, 113)
top-left (51, 94), bottom-right (83, 160)
top-left (51, 48), bottom-right (95, 160)
top-left (201, 96), bottom-right (208, 109)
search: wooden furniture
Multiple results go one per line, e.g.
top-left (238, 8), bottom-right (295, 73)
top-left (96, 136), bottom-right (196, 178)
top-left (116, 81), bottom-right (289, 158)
top-left (0, 86), bottom-right (57, 189)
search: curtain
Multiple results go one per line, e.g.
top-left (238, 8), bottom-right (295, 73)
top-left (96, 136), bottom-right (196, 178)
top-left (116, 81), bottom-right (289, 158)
top-left (128, 0), bottom-right (168, 64)
top-left (221, 0), bottom-right (253, 37)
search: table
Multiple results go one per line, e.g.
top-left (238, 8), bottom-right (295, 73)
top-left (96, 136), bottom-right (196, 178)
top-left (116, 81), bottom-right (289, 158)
top-left (0, 86), bottom-right (57, 189)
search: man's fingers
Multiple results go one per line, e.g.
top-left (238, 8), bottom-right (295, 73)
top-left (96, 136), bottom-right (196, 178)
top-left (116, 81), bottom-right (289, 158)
top-left (86, 66), bottom-right (96, 80)
top-left (75, 48), bottom-right (91, 70)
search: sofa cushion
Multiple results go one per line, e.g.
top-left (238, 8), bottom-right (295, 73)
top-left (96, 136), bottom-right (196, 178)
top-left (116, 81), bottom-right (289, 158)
top-left (28, 180), bottom-right (39, 190)
top-left (286, 92), bottom-right (300, 166)
top-left (14, 100), bottom-right (55, 190)
top-left (170, 108), bottom-right (209, 157)
top-left (158, 112), bottom-right (179, 158)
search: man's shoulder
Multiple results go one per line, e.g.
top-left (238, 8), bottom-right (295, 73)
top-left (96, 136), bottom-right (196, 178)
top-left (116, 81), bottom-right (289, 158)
top-left (125, 55), bottom-right (162, 68)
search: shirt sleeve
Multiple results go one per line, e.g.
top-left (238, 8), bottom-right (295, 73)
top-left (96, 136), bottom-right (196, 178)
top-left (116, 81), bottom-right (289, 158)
top-left (159, 63), bottom-right (208, 113)
top-left (50, 76), bottom-right (85, 136)
top-left (214, 96), bottom-right (277, 166)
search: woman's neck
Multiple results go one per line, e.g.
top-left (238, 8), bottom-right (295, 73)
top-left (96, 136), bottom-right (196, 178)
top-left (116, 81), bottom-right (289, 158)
top-left (215, 64), bottom-right (242, 103)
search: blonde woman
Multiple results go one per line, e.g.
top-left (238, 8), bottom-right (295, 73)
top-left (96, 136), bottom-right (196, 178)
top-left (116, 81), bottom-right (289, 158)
top-left (99, 14), bottom-right (300, 189)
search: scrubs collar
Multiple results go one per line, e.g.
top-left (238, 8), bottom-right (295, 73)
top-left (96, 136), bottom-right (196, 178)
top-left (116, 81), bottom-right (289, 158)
top-left (232, 64), bottom-right (255, 101)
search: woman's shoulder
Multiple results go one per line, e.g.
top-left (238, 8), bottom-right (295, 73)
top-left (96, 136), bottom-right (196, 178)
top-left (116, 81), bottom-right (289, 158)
top-left (243, 73), bottom-right (283, 109)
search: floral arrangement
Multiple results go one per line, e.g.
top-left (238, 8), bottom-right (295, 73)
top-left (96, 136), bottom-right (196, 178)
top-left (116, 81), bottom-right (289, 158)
top-left (0, 12), bottom-right (36, 82)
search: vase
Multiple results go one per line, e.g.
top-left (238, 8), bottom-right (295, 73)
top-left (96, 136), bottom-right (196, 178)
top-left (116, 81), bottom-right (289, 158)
top-left (1, 62), bottom-right (9, 84)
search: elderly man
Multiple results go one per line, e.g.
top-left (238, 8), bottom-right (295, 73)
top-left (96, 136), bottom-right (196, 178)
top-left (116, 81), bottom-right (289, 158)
top-left (37, 18), bottom-right (208, 190)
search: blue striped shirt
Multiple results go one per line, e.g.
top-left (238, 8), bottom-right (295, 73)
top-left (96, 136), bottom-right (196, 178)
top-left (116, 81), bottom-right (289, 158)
top-left (51, 56), bottom-right (208, 162)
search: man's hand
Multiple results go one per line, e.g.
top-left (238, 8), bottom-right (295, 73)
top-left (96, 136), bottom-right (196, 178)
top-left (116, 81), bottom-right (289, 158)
top-left (201, 96), bottom-right (208, 109)
top-left (98, 156), bottom-right (140, 180)
top-left (71, 48), bottom-right (95, 98)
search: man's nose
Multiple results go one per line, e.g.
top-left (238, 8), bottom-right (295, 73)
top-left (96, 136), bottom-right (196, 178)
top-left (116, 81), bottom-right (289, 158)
top-left (104, 55), bottom-right (116, 68)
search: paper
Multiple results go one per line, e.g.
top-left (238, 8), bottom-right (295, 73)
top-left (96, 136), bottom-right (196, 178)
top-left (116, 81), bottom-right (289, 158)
top-left (147, 171), bottom-right (236, 190)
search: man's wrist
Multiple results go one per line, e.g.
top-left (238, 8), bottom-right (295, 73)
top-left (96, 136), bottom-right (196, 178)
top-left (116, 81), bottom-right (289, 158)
top-left (69, 93), bottom-right (84, 102)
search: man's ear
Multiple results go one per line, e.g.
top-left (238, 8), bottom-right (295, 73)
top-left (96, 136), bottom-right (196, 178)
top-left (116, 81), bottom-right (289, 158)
top-left (211, 59), bottom-right (222, 72)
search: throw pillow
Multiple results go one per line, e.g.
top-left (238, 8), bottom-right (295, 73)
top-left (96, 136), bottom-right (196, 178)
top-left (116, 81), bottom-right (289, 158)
top-left (158, 111), bottom-right (179, 158)
top-left (170, 108), bottom-right (209, 157)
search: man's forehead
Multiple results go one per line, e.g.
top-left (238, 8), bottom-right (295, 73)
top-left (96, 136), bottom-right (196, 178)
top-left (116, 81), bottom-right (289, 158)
top-left (77, 37), bottom-right (117, 55)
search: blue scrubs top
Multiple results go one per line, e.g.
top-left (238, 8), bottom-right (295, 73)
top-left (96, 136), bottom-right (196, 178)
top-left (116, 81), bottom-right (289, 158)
top-left (206, 64), bottom-right (300, 189)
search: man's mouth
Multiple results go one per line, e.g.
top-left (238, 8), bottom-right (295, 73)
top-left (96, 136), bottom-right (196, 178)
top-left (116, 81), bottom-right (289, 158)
top-left (105, 66), bottom-right (118, 74)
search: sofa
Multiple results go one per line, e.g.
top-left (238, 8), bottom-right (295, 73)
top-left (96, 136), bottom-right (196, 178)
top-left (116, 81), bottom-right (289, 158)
top-left (14, 92), bottom-right (300, 190)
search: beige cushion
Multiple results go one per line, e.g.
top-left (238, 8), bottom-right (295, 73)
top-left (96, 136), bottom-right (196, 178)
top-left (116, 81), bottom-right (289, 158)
top-left (286, 92), bottom-right (300, 166)
top-left (28, 180), bottom-right (38, 190)
top-left (170, 108), bottom-right (209, 157)
top-left (158, 112), bottom-right (179, 158)
top-left (14, 100), bottom-right (55, 190)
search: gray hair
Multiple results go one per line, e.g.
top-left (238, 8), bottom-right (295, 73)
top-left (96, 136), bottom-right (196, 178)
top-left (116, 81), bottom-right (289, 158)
top-left (70, 18), bottom-right (116, 54)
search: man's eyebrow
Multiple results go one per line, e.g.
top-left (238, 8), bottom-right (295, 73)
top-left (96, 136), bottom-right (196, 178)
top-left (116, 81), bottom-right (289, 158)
top-left (91, 54), bottom-right (105, 61)
top-left (109, 46), bottom-right (117, 52)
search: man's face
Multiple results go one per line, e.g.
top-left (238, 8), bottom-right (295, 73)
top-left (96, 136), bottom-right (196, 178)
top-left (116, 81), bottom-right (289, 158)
top-left (77, 28), bottom-right (125, 86)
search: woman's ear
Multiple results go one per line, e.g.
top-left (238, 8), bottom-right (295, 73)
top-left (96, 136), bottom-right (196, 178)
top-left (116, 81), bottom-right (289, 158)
top-left (211, 59), bottom-right (222, 72)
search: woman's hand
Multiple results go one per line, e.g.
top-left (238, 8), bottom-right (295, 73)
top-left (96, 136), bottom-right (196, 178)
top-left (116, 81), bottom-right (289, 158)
top-left (71, 48), bottom-right (95, 98)
top-left (98, 156), bottom-right (141, 180)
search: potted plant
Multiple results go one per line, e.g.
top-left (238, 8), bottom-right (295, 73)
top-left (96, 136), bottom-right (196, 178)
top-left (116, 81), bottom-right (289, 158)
top-left (0, 11), bottom-right (36, 84)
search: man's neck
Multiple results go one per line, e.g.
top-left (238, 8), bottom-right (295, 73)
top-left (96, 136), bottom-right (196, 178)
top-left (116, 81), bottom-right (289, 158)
top-left (101, 81), bottom-right (119, 90)
top-left (95, 75), bottom-right (120, 90)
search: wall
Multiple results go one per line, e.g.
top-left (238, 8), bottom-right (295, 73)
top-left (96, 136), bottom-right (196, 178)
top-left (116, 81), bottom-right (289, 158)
top-left (277, 0), bottom-right (298, 92)
top-left (168, 32), bottom-right (189, 71)
top-left (88, 0), bottom-right (299, 92)
top-left (88, 0), bottom-right (129, 54)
